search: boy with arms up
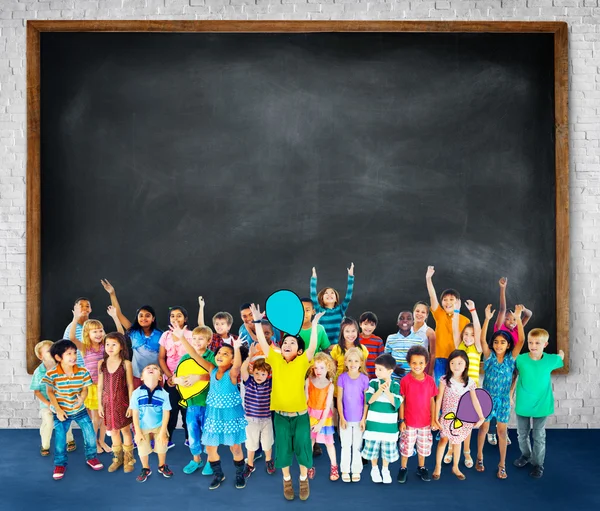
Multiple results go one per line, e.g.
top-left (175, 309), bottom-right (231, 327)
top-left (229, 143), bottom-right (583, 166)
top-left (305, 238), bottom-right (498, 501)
top-left (513, 329), bottom-right (564, 479)
top-left (42, 339), bottom-right (103, 480)
top-left (250, 303), bottom-right (324, 501)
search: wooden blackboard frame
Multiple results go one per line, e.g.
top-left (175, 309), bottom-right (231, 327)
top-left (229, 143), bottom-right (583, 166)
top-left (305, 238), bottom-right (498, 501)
top-left (26, 21), bottom-right (569, 374)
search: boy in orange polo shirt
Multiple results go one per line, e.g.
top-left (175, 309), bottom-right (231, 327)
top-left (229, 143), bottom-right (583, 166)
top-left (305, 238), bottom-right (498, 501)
top-left (42, 339), bottom-right (104, 480)
top-left (425, 266), bottom-right (470, 386)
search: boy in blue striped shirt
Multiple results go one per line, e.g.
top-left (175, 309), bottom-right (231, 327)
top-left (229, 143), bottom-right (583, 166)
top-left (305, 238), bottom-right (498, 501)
top-left (385, 311), bottom-right (424, 380)
top-left (240, 355), bottom-right (274, 478)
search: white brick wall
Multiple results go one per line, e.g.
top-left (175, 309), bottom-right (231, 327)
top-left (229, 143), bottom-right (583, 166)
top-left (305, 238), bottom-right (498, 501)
top-left (0, 0), bottom-right (598, 429)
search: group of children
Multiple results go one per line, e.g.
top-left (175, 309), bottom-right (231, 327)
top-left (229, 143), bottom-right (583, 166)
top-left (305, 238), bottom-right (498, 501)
top-left (30, 264), bottom-right (565, 500)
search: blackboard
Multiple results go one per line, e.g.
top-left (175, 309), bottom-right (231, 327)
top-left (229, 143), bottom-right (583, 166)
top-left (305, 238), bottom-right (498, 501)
top-left (27, 21), bottom-right (569, 373)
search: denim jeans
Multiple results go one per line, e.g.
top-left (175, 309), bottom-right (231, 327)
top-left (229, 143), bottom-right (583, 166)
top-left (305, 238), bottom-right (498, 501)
top-left (186, 405), bottom-right (206, 456)
top-left (54, 409), bottom-right (97, 466)
top-left (516, 414), bottom-right (548, 467)
top-left (434, 358), bottom-right (447, 387)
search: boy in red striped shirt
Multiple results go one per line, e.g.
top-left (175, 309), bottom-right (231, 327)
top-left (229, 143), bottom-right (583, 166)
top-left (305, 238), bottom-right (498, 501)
top-left (358, 312), bottom-right (384, 380)
top-left (42, 339), bottom-right (104, 480)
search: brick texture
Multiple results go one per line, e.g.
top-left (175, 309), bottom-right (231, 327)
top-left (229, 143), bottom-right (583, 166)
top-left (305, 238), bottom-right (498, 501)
top-left (0, 0), bottom-right (598, 429)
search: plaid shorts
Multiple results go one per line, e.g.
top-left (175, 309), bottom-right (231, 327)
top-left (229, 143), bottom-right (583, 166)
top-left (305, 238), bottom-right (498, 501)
top-left (399, 426), bottom-right (433, 458)
top-left (361, 438), bottom-right (399, 463)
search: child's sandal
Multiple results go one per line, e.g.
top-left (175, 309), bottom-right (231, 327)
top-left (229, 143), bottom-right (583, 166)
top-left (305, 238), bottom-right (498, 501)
top-left (463, 451), bottom-right (474, 469)
top-left (330, 465), bottom-right (340, 481)
top-left (497, 465), bottom-right (507, 480)
top-left (443, 451), bottom-right (453, 464)
top-left (476, 458), bottom-right (485, 472)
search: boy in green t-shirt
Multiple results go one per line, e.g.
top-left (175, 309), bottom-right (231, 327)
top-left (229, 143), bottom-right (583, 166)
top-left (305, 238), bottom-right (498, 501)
top-left (513, 328), bottom-right (564, 479)
top-left (251, 303), bottom-right (323, 502)
top-left (173, 326), bottom-right (213, 475)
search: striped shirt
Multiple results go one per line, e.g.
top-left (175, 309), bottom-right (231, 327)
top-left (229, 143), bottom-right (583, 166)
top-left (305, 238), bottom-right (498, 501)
top-left (41, 364), bottom-right (92, 415)
top-left (244, 375), bottom-right (273, 419)
top-left (130, 384), bottom-right (171, 430)
top-left (310, 274), bottom-right (354, 346)
top-left (82, 344), bottom-right (104, 384)
top-left (385, 331), bottom-right (424, 379)
top-left (459, 341), bottom-right (482, 386)
top-left (63, 323), bottom-right (85, 367)
top-left (359, 334), bottom-right (384, 379)
top-left (363, 378), bottom-right (402, 442)
top-left (30, 363), bottom-right (51, 408)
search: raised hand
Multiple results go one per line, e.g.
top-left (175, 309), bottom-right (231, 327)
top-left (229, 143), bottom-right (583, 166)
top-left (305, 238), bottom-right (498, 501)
top-left (426, 266), bottom-right (435, 279)
top-left (169, 323), bottom-right (186, 341)
top-left (347, 262), bottom-right (354, 276)
top-left (249, 303), bottom-right (265, 322)
top-left (514, 304), bottom-right (524, 318)
top-left (107, 305), bottom-right (118, 319)
top-left (484, 304), bottom-right (496, 320)
top-left (233, 336), bottom-right (246, 350)
top-left (312, 267), bottom-right (317, 278)
top-left (464, 299), bottom-right (475, 311)
top-left (100, 279), bottom-right (115, 295)
top-left (198, 296), bottom-right (205, 308)
top-left (313, 311), bottom-right (325, 324)
top-left (499, 277), bottom-right (507, 288)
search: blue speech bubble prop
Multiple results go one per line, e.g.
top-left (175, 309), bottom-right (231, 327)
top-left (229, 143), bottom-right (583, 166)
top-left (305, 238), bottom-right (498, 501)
top-left (265, 289), bottom-right (305, 337)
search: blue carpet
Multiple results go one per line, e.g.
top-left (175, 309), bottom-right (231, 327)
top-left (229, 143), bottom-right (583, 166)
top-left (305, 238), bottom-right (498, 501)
top-left (0, 429), bottom-right (598, 511)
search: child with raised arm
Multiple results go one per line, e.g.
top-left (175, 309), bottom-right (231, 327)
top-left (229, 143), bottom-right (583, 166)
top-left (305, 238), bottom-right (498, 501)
top-left (385, 311), bottom-right (424, 380)
top-left (197, 296), bottom-right (242, 353)
top-left (130, 364), bottom-right (172, 483)
top-left (251, 302), bottom-right (324, 501)
top-left (176, 329), bottom-right (248, 490)
top-left (172, 326), bottom-right (214, 475)
top-left (42, 340), bottom-right (104, 480)
top-left (98, 333), bottom-right (135, 474)
top-left (240, 356), bottom-right (275, 478)
top-left (411, 301), bottom-right (437, 376)
top-left (513, 329), bottom-right (564, 479)
top-left (30, 341), bottom-right (75, 456)
top-left (488, 277), bottom-right (533, 447)
top-left (310, 263), bottom-right (355, 346)
top-left (432, 350), bottom-right (485, 481)
top-left (361, 353), bottom-right (402, 485)
top-left (306, 352), bottom-right (338, 481)
top-left (425, 266), bottom-right (470, 386)
top-left (449, 299), bottom-right (482, 469)
top-left (476, 304), bottom-right (525, 479)
top-left (101, 279), bottom-right (163, 388)
top-left (337, 347), bottom-right (369, 483)
top-left (358, 311), bottom-right (384, 380)
top-left (397, 346), bottom-right (438, 484)
top-left (63, 297), bottom-right (92, 368)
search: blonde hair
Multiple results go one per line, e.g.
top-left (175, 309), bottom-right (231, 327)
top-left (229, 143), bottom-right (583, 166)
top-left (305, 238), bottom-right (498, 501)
top-left (34, 340), bottom-right (53, 360)
top-left (528, 328), bottom-right (550, 343)
top-left (192, 326), bottom-right (213, 339)
top-left (343, 347), bottom-right (368, 376)
top-left (81, 319), bottom-right (104, 354)
top-left (307, 352), bottom-right (337, 380)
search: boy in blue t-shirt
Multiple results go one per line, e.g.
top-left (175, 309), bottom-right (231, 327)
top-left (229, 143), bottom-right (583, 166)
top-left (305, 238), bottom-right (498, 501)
top-left (130, 364), bottom-right (172, 482)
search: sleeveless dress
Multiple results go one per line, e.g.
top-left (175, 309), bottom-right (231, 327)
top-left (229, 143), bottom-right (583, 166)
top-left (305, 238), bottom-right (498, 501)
top-left (307, 379), bottom-right (335, 445)
top-left (202, 368), bottom-right (247, 446)
top-left (100, 360), bottom-right (132, 431)
top-left (440, 376), bottom-right (476, 444)
top-left (483, 351), bottom-right (516, 423)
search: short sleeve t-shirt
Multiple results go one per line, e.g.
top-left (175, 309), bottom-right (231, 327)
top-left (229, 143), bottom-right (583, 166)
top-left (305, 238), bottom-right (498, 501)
top-left (298, 324), bottom-right (331, 354)
top-left (41, 364), bottom-right (92, 415)
top-left (159, 330), bottom-right (193, 374)
top-left (515, 353), bottom-right (564, 417)
top-left (266, 347), bottom-right (309, 413)
top-left (337, 372), bottom-right (370, 422)
top-left (130, 385), bottom-right (172, 430)
top-left (431, 308), bottom-right (470, 359)
top-left (400, 373), bottom-right (438, 428)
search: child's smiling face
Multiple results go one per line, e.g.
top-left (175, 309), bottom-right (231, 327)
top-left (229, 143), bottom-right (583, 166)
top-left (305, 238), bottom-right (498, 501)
top-left (215, 346), bottom-right (234, 368)
top-left (413, 303), bottom-right (429, 323)
top-left (213, 318), bottom-right (230, 336)
top-left (281, 336), bottom-right (300, 361)
top-left (89, 327), bottom-right (105, 344)
top-left (441, 294), bottom-right (457, 313)
top-left (191, 334), bottom-right (209, 352)
top-left (461, 325), bottom-right (476, 346)
top-left (343, 325), bottom-right (358, 347)
top-left (397, 312), bottom-right (414, 333)
top-left (322, 288), bottom-right (337, 307)
top-left (360, 320), bottom-right (376, 338)
top-left (409, 354), bottom-right (427, 376)
top-left (345, 353), bottom-right (362, 373)
top-left (169, 309), bottom-right (186, 328)
top-left (492, 335), bottom-right (509, 356)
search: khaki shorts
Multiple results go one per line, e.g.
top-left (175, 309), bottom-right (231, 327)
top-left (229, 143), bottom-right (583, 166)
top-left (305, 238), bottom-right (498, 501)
top-left (245, 417), bottom-right (274, 452)
top-left (137, 427), bottom-right (169, 457)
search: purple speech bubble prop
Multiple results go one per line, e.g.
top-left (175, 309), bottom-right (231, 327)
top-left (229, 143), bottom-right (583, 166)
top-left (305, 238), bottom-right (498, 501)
top-left (456, 388), bottom-right (493, 424)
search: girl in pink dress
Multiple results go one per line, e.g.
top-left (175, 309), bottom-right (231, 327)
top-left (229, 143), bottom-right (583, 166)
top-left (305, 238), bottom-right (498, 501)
top-left (432, 350), bottom-right (485, 481)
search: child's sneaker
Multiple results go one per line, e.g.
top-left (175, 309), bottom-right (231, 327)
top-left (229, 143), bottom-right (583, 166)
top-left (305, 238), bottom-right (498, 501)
top-left (283, 477), bottom-right (294, 500)
top-left (53, 466), bottom-right (66, 480)
top-left (66, 440), bottom-right (76, 452)
top-left (266, 459), bottom-right (276, 475)
top-left (243, 463), bottom-right (255, 479)
top-left (137, 468), bottom-right (152, 483)
top-left (158, 464), bottom-right (173, 478)
top-left (371, 466), bottom-right (382, 483)
top-left (184, 439), bottom-right (189, 447)
top-left (487, 433), bottom-right (497, 446)
top-left (299, 477), bottom-right (310, 500)
top-left (167, 441), bottom-right (175, 450)
top-left (86, 458), bottom-right (104, 471)
top-left (417, 466), bottom-right (431, 482)
top-left (40, 447), bottom-right (50, 457)
top-left (209, 473), bottom-right (225, 490)
top-left (381, 467), bottom-right (392, 484)
top-left (397, 467), bottom-right (408, 483)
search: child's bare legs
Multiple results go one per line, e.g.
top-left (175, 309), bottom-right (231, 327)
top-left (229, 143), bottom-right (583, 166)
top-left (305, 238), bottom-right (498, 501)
top-left (230, 443), bottom-right (243, 462)
top-left (98, 420), bottom-right (111, 452)
top-left (206, 445), bottom-right (220, 462)
top-left (452, 442), bottom-right (465, 478)
top-left (433, 437), bottom-right (448, 477)
top-left (121, 425), bottom-right (133, 445)
top-left (325, 443), bottom-right (337, 466)
top-left (157, 452), bottom-right (167, 467)
top-left (140, 454), bottom-right (150, 469)
top-left (477, 421), bottom-right (490, 469)
top-left (463, 433), bottom-right (473, 466)
top-left (110, 429), bottom-right (122, 448)
top-left (265, 448), bottom-right (273, 461)
top-left (496, 422), bottom-right (508, 469)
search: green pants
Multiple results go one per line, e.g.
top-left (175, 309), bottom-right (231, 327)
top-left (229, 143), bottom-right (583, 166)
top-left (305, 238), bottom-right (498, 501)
top-left (274, 412), bottom-right (313, 469)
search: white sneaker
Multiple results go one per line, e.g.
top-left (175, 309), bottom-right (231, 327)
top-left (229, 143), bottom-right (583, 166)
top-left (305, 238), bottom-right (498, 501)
top-left (370, 466), bottom-right (382, 483)
top-left (381, 467), bottom-right (392, 484)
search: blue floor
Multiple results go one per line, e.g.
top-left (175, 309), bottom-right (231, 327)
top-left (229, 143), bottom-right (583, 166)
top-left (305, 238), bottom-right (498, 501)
top-left (1, 429), bottom-right (598, 511)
